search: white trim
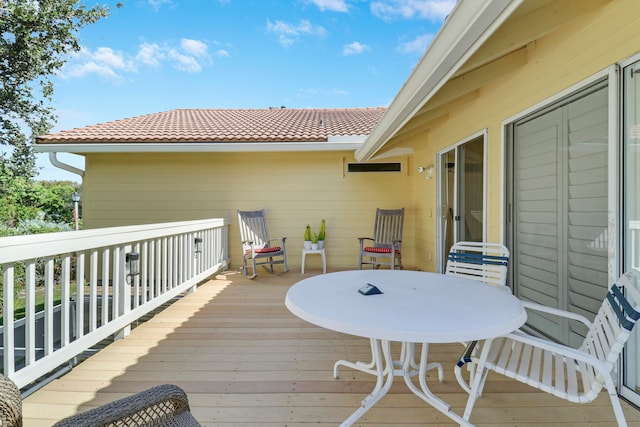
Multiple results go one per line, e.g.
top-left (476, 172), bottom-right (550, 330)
top-left (355, 0), bottom-right (523, 162)
top-left (368, 147), bottom-right (415, 160)
top-left (33, 140), bottom-right (364, 154)
top-left (435, 129), bottom-right (488, 272)
top-left (607, 65), bottom-right (620, 286)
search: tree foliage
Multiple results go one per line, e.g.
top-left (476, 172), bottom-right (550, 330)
top-left (0, 0), bottom-right (113, 148)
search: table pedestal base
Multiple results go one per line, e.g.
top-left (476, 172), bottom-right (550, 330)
top-left (335, 339), bottom-right (473, 427)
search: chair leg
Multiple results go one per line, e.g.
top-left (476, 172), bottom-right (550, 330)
top-left (241, 257), bottom-right (249, 278)
top-left (604, 372), bottom-right (629, 427)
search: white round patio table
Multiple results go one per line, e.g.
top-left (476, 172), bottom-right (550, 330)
top-left (285, 269), bottom-right (527, 427)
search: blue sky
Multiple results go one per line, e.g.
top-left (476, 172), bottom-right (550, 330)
top-left (36, 0), bottom-right (455, 181)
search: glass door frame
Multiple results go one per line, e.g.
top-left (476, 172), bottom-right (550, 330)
top-left (435, 129), bottom-right (488, 273)
top-left (619, 53), bottom-right (640, 407)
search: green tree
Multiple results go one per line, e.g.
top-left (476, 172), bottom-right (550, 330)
top-left (0, 0), bottom-right (116, 150)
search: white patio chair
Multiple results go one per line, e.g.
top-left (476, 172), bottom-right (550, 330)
top-left (445, 241), bottom-right (510, 288)
top-left (237, 209), bottom-right (288, 279)
top-left (438, 242), bottom-right (510, 387)
top-left (358, 208), bottom-right (404, 270)
top-left (458, 270), bottom-right (640, 426)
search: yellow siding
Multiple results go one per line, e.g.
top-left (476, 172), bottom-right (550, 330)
top-left (83, 152), bottom-right (414, 269)
top-left (388, 0), bottom-right (640, 270)
top-left (81, 0), bottom-right (639, 273)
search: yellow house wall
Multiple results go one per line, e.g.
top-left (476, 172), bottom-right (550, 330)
top-left (82, 151), bottom-right (415, 270)
top-left (78, 0), bottom-right (638, 274)
top-left (395, 0), bottom-right (640, 271)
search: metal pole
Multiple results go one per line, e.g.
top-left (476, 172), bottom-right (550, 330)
top-left (72, 192), bottom-right (80, 231)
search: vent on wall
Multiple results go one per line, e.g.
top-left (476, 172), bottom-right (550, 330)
top-left (347, 163), bottom-right (402, 173)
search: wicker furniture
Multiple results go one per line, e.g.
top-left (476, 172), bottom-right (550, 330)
top-left (53, 384), bottom-right (200, 427)
top-left (0, 374), bottom-right (22, 427)
top-left (458, 270), bottom-right (640, 426)
top-left (237, 209), bottom-right (288, 279)
top-left (0, 375), bottom-right (199, 427)
top-left (358, 208), bottom-right (404, 270)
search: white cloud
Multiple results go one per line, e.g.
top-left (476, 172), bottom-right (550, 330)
top-left (168, 49), bottom-right (202, 73)
top-left (180, 38), bottom-right (209, 57)
top-left (398, 33), bottom-right (434, 54)
top-left (266, 19), bottom-right (326, 46)
top-left (343, 41), bottom-right (370, 55)
top-left (371, 0), bottom-right (455, 21)
top-left (147, 0), bottom-right (173, 10)
top-left (135, 43), bottom-right (164, 67)
top-left (60, 38), bottom-right (221, 80)
top-left (60, 47), bottom-right (136, 81)
top-left (309, 0), bottom-right (349, 12)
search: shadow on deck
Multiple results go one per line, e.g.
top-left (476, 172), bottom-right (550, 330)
top-left (22, 268), bottom-right (640, 426)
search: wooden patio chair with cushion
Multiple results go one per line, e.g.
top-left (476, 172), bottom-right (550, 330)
top-left (237, 209), bottom-right (288, 279)
top-left (0, 375), bottom-right (200, 427)
top-left (358, 208), bottom-right (404, 270)
top-left (457, 270), bottom-right (640, 426)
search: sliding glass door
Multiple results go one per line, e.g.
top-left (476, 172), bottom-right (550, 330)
top-left (437, 134), bottom-right (485, 272)
top-left (621, 59), bottom-right (640, 406)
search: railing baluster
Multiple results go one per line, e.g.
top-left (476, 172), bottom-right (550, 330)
top-left (44, 258), bottom-right (54, 356)
top-left (61, 254), bottom-right (71, 346)
top-left (76, 252), bottom-right (85, 340)
top-left (25, 261), bottom-right (36, 367)
top-left (3, 263), bottom-right (16, 376)
top-left (90, 250), bottom-right (98, 332)
top-left (101, 249), bottom-right (110, 326)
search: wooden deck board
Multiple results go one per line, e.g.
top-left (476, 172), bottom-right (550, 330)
top-left (22, 269), bottom-right (640, 426)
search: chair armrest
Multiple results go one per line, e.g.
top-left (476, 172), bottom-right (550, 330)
top-left (501, 330), bottom-right (612, 373)
top-left (53, 384), bottom-right (199, 427)
top-left (358, 237), bottom-right (374, 244)
top-left (521, 300), bottom-right (592, 329)
top-left (268, 237), bottom-right (286, 244)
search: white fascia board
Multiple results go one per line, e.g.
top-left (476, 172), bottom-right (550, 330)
top-left (34, 139), bottom-right (365, 154)
top-left (355, 0), bottom-right (524, 162)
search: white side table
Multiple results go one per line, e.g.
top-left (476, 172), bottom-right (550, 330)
top-left (301, 248), bottom-right (326, 274)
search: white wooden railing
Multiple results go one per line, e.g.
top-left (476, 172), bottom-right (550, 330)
top-left (0, 218), bottom-right (231, 389)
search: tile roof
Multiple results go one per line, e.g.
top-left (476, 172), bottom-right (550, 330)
top-left (36, 108), bottom-right (386, 144)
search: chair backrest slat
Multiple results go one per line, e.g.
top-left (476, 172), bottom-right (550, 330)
top-left (580, 270), bottom-right (640, 366)
top-left (237, 210), bottom-right (271, 249)
top-left (372, 208), bottom-right (404, 248)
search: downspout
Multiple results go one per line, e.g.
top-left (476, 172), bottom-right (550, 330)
top-left (48, 152), bottom-right (85, 179)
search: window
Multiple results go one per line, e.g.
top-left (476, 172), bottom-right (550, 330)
top-left (347, 163), bottom-right (401, 173)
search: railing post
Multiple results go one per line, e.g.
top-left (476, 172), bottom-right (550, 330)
top-left (115, 246), bottom-right (132, 340)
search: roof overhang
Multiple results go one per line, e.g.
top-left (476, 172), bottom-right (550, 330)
top-left (355, 0), bottom-right (524, 161)
top-left (33, 135), bottom-right (367, 154)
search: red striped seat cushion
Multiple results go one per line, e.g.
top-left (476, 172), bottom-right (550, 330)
top-left (364, 247), bottom-right (400, 254)
top-left (246, 246), bottom-right (282, 254)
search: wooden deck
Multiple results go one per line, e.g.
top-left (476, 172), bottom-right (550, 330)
top-left (22, 268), bottom-right (640, 426)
